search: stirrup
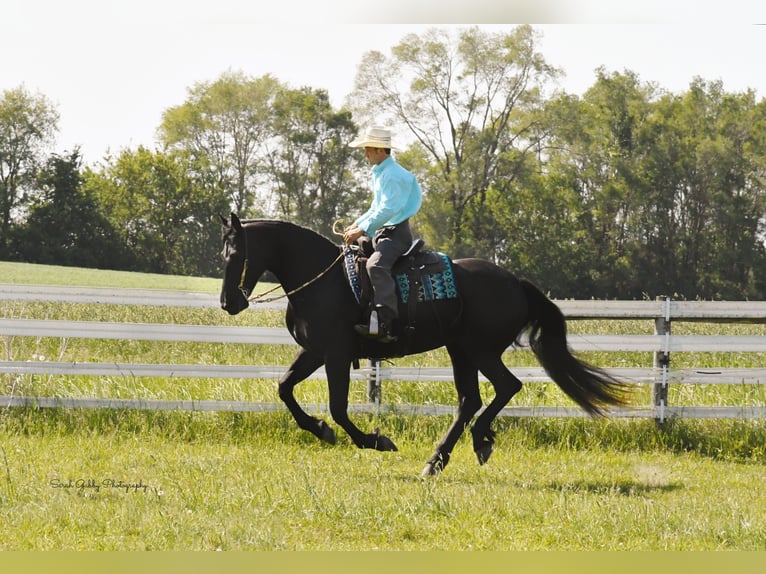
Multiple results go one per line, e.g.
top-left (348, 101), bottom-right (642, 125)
top-left (354, 309), bottom-right (398, 342)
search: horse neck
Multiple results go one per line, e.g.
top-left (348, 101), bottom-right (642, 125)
top-left (247, 221), bottom-right (340, 294)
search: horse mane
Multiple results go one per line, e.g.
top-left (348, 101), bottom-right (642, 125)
top-left (240, 219), bottom-right (340, 251)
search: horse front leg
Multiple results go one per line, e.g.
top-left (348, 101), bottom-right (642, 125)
top-left (325, 356), bottom-right (397, 452)
top-left (278, 347), bottom-right (335, 444)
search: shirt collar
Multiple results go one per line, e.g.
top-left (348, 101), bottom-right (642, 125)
top-left (371, 155), bottom-right (393, 175)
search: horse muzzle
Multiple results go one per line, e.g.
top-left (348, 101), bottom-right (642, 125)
top-left (221, 290), bottom-right (250, 315)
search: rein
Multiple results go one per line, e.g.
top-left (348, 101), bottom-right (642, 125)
top-left (243, 220), bottom-right (349, 305)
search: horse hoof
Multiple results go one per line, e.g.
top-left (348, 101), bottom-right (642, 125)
top-left (373, 429), bottom-right (398, 452)
top-left (475, 443), bottom-right (493, 465)
top-left (420, 454), bottom-right (448, 477)
top-left (317, 421), bottom-right (336, 445)
top-left (420, 462), bottom-right (441, 478)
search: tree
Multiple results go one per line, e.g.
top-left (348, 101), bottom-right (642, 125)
top-left (10, 150), bottom-right (131, 269)
top-left (158, 70), bottom-right (282, 216)
top-left (542, 72), bottom-right (766, 299)
top-left (476, 151), bottom-right (595, 297)
top-left (656, 80), bottom-right (766, 299)
top-left (264, 86), bottom-right (367, 237)
top-left (84, 147), bottom-right (229, 276)
top-left (545, 68), bottom-right (657, 297)
top-left (349, 25), bottom-right (560, 258)
top-left (0, 86), bottom-right (59, 256)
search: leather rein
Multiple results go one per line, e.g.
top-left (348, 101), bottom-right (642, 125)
top-left (240, 220), bottom-right (348, 305)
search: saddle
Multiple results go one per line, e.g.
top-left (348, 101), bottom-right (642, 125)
top-left (342, 238), bottom-right (459, 316)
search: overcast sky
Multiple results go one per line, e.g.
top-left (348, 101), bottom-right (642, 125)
top-left (2, 1), bottom-right (765, 165)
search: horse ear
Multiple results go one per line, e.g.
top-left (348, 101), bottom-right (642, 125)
top-left (218, 213), bottom-right (227, 225)
top-left (231, 212), bottom-right (242, 231)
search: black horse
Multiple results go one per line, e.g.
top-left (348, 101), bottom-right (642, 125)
top-left (219, 213), bottom-right (630, 475)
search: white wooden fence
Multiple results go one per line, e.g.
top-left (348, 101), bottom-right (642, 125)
top-left (2, 284), bottom-right (765, 422)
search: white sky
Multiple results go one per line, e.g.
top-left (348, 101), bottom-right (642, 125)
top-left (2, 1), bottom-right (765, 165)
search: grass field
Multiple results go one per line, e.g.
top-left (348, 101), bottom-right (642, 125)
top-left (1, 261), bottom-right (765, 551)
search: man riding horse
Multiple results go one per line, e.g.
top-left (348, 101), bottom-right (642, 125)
top-left (342, 126), bottom-right (423, 343)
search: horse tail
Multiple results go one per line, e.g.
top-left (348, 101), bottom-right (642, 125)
top-left (520, 280), bottom-right (631, 416)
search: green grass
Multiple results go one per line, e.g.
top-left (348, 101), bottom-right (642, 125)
top-left (1, 409), bottom-right (764, 550)
top-left (1, 261), bottom-right (765, 550)
top-left (0, 260), bottom-right (221, 291)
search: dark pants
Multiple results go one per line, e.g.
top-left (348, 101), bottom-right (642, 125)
top-left (365, 220), bottom-right (413, 318)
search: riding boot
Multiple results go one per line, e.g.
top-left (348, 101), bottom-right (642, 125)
top-left (354, 304), bottom-right (398, 343)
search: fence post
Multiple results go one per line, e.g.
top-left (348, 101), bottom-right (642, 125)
top-left (653, 296), bottom-right (671, 424)
top-left (367, 358), bottom-right (382, 408)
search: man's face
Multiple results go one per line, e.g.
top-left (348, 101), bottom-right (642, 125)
top-left (363, 146), bottom-right (387, 166)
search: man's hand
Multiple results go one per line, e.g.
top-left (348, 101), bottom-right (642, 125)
top-left (343, 224), bottom-right (365, 245)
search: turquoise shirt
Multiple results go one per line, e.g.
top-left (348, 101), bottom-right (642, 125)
top-left (354, 156), bottom-right (422, 236)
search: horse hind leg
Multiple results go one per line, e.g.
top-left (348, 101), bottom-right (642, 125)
top-left (470, 354), bottom-right (523, 466)
top-left (421, 345), bottom-right (483, 477)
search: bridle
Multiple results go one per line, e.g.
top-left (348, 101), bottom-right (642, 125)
top-left (238, 248), bottom-right (347, 305)
top-left (237, 219), bottom-right (349, 305)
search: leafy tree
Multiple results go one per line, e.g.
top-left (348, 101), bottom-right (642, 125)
top-left (548, 68), bottom-right (657, 297)
top-left (542, 72), bottom-right (766, 299)
top-left (655, 80), bottom-right (766, 299)
top-left (264, 86), bottom-right (367, 238)
top-left (158, 70), bottom-right (282, 216)
top-left (10, 150), bottom-right (131, 268)
top-left (478, 152), bottom-right (595, 297)
top-left (0, 86), bottom-right (59, 256)
top-left (84, 147), bottom-right (229, 275)
top-left (349, 25), bottom-right (559, 258)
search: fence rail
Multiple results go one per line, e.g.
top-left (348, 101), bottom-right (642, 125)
top-left (2, 284), bottom-right (766, 421)
top-left (5, 283), bottom-right (766, 319)
top-left (3, 318), bottom-right (766, 353)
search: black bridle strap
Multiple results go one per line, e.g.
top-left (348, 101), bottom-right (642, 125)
top-left (245, 247), bottom-right (348, 304)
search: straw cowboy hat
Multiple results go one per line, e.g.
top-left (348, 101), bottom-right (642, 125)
top-left (348, 126), bottom-right (402, 151)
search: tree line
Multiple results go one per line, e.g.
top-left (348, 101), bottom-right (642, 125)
top-left (2, 25), bottom-right (765, 299)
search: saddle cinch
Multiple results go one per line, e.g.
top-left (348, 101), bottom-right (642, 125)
top-left (342, 237), bottom-right (460, 326)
